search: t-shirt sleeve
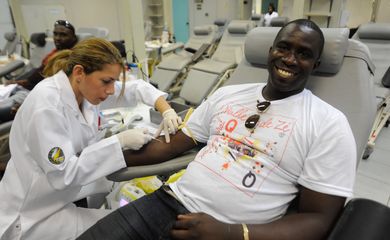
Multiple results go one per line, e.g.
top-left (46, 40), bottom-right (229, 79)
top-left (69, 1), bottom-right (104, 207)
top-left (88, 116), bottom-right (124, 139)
top-left (298, 112), bottom-right (357, 198)
top-left (182, 88), bottom-right (226, 143)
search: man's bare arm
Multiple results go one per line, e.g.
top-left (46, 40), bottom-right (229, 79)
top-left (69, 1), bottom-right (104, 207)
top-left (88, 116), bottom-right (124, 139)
top-left (246, 186), bottom-right (345, 239)
top-left (123, 130), bottom-right (198, 167)
top-left (171, 186), bottom-right (345, 240)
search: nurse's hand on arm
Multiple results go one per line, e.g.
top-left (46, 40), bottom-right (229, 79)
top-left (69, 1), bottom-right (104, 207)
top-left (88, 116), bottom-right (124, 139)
top-left (154, 96), bottom-right (182, 143)
top-left (116, 128), bottom-right (152, 150)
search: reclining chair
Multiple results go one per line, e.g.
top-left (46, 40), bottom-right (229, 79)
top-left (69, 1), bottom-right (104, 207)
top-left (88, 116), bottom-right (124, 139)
top-left (352, 22), bottom-right (390, 159)
top-left (176, 20), bottom-right (256, 106)
top-left (225, 27), bottom-right (376, 162)
top-left (0, 31), bottom-right (21, 56)
top-left (328, 198), bottom-right (390, 239)
top-left (0, 32), bottom-right (25, 80)
top-left (108, 26), bottom-right (376, 186)
top-left (150, 24), bottom-right (220, 93)
top-left (76, 27), bottom-right (109, 39)
top-left (2, 32), bottom-right (53, 81)
top-left (250, 14), bottom-right (265, 27)
top-left (213, 18), bottom-right (228, 42)
top-left (270, 17), bottom-right (290, 27)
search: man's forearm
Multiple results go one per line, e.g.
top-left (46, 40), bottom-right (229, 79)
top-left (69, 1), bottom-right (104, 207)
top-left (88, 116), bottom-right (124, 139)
top-left (243, 212), bottom-right (336, 240)
top-left (123, 130), bottom-right (197, 167)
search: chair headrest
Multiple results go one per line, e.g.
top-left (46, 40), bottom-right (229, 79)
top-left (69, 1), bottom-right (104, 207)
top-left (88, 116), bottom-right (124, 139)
top-left (194, 25), bottom-right (214, 35)
top-left (228, 21), bottom-right (252, 34)
top-left (30, 32), bottom-right (47, 47)
top-left (270, 17), bottom-right (289, 27)
top-left (76, 32), bottom-right (94, 41)
top-left (214, 18), bottom-right (227, 27)
top-left (4, 32), bottom-right (16, 41)
top-left (244, 27), bottom-right (349, 74)
top-left (357, 22), bottom-right (390, 40)
top-left (251, 14), bottom-right (262, 21)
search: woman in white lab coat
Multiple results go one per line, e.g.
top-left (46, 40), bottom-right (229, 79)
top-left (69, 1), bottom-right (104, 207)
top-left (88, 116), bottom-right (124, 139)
top-left (264, 3), bottom-right (279, 26)
top-left (0, 38), bottom-right (181, 240)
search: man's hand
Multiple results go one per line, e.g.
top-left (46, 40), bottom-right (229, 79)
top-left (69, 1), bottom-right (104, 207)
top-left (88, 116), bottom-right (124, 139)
top-left (171, 213), bottom-right (232, 240)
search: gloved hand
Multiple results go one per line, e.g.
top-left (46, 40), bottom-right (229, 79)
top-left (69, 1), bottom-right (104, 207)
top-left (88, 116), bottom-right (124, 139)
top-left (116, 128), bottom-right (152, 150)
top-left (155, 108), bottom-right (182, 143)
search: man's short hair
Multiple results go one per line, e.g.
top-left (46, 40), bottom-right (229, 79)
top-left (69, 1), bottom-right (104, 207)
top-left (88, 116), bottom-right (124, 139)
top-left (275, 19), bottom-right (325, 57)
top-left (54, 20), bottom-right (75, 35)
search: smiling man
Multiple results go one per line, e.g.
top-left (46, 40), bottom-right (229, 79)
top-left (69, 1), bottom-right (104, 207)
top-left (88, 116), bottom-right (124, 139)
top-left (79, 19), bottom-right (356, 240)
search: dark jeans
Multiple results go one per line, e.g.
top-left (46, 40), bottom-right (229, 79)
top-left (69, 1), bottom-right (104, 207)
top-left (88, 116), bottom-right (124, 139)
top-left (77, 187), bottom-right (190, 240)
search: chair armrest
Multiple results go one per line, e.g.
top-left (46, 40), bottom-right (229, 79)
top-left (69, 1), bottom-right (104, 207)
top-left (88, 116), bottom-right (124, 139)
top-left (106, 150), bottom-right (198, 182)
top-left (0, 60), bottom-right (25, 78)
top-left (327, 198), bottom-right (390, 240)
top-left (191, 43), bottom-right (211, 62)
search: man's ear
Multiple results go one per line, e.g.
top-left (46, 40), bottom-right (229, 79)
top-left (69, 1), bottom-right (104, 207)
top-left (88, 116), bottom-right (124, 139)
top-left (313, 59), bottom-right (321, 70)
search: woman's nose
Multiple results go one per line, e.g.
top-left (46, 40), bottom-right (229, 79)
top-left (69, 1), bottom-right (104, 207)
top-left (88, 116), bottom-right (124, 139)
top-left (105, 84), bottom-right (115, 95)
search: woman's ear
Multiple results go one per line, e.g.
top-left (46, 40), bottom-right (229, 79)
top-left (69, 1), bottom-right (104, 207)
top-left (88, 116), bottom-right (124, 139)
top-left (72, 65), bottom-right (85, 79)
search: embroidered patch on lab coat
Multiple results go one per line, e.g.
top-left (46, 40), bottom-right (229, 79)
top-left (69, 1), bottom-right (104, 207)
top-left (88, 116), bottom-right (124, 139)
top-left (48, 147), bottom-right (65, 165)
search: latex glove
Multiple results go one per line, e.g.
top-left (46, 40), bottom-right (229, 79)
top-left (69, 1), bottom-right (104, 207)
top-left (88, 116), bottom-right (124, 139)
top-left (170, 213), bottom-right (232, 240)
top-left (116, 128), bottom-right (152, 150)
top-left (155, 108), bottom-right (182, 143)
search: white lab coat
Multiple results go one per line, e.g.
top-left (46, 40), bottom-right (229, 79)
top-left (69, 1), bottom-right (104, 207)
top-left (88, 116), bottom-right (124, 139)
top-left (264, 11), bottom-right (279, 26)
top-left (0, 71), bottom-right (166, 240)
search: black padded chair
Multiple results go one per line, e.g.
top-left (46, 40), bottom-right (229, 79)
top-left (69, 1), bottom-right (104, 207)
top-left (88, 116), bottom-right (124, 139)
top-left (328, 198), bottom-right (390, 240)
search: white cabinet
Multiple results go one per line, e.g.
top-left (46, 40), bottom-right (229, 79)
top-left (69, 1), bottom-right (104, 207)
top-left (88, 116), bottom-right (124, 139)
top-left (144, 0), bottom-right (165, 40)
top-left (303, 0), bottom-right (344, 28)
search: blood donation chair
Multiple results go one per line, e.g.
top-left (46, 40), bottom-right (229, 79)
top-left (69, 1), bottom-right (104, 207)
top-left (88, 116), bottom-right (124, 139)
top-left (250, 14), bottom-right (265, 27)
top-left (225, 28), bottom-right (381, 238)
top-left (175, 20), bottom-right (256, 106)
top-left (270, 17), bottom-right (290, 27)
top-left (76, 27), bottom-right (109, 39)
top-left (2, 32), bottom-right (53, 81)
top-left (150, 24), bottom-right (220, 93)
top-left (352, 22), bottom-right (390, 159)
top-left (1, 31), bottom-right (21, 56)
top-left (108, 26), bottom-right (376, 185)
top-left (327, 198), bottom-right (390, 240)
top-left (225, 27), bottom-right (376, 162)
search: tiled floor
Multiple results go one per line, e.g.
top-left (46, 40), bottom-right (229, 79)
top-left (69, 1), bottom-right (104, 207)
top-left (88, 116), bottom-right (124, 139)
top-left (354, 126), bottom-right (390, 206)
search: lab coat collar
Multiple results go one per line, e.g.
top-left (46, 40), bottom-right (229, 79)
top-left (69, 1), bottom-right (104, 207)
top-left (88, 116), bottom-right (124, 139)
top-left (54, 71), bottom-right (96, 126)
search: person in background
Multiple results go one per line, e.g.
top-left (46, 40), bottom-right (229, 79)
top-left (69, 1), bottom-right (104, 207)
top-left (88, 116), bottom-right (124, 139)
top-left (0, 20), bottom-right (78, 123)
top-left (78, 19), bottom-right (356, 240)
top-left (264, 3), bottom-right (279, 26)
top-left (0, 37), bottom-right (179, 240)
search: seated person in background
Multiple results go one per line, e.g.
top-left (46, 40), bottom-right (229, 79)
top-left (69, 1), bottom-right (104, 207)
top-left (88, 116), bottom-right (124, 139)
top-left (0, 20), bottom-right (78, 123)
top-left (78, 19), bottom-right (356, 240)
top-left (264, 3), bottom-right (279, 26)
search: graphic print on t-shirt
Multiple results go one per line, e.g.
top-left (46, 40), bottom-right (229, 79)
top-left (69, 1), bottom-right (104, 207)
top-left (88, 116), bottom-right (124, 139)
top-left (195, 102), bottom-right (296, 197)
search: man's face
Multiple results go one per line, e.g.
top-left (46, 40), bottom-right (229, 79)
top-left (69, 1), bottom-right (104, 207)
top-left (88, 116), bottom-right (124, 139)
top-left (267, 24), bottom-right (322, 95)
top-left (53, 25), bottom-right (77, 50)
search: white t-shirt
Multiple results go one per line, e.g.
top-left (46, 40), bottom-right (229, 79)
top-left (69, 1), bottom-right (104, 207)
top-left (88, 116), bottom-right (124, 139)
top-left (171, 83), bottom-right (356, 224)
top-left (264, 11), bottom-right (279, 26)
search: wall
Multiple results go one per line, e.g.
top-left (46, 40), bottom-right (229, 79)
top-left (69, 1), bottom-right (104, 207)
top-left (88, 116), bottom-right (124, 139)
top-left (376, 0), bottom-right (390, 23)
top-left (0, 0), bottom-right (15, 49)
top-left (344, 0), bottom-right (372, 28)
top-left (14, 0), bottom-right (122, 40)
top-left (188, 0), bottom-right (240, 34)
